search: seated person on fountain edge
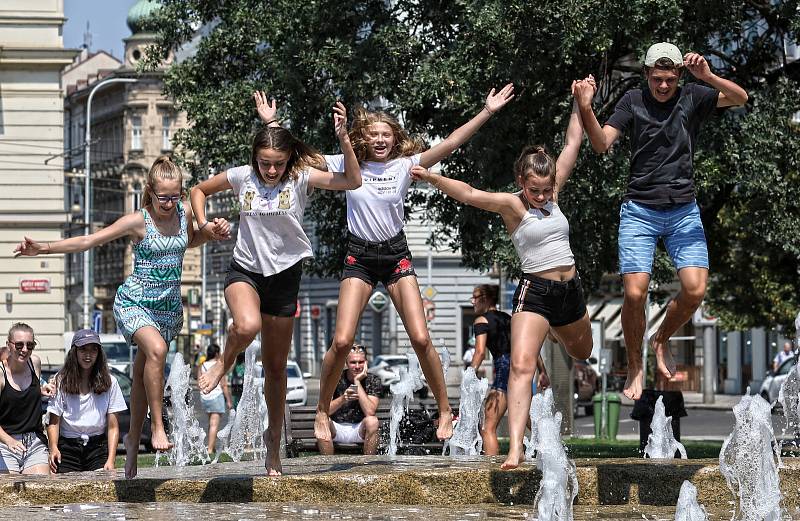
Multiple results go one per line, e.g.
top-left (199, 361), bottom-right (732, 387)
top-left (316, 344), bottom-right (381, 455)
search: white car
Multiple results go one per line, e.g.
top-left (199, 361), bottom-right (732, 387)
top-left (255, 360), bottom-right (308, 407)
top-left (759, 355), bottom-right (797, 409)
top-left (370, 355), bottom-right (428, 397)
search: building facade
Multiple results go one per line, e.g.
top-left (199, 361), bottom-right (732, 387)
top-left (0, 0), bottom-right (77, 362)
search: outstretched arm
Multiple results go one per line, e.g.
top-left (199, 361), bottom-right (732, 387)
top-left (308, 102), bottom-right (362, 191)
top-left (683, 53), bottom-right (748, 107)
top-left (13, 212), bottom-right (142, 257)
top-left (254, 91), bottom-right (282, 127)
top-left (573, 80), bottom-right (620, 154)
top-left (410, 166), bottom-right (518, 218)
top-left (419, 83), bottom-right (515, 168)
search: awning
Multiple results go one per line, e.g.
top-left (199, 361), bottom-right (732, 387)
top-left (603, 299), bottom-right (668, 342)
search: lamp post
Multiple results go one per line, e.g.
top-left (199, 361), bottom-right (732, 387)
top-left (83, 77), bottom-right (137, 329)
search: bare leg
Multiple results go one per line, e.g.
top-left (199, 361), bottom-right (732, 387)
top-left (316, 421), bottom-right (337, 455)
top-left (501, 312), bottom-right (550, 470)
top-left (22, 464), bottom-right (50, 476)
top-left (360, 415), bottom-right (380, 455)
top-left (125, 348), bottom-right (147, 479)
top-left (652, 267), bottom-right (707, 378)
top-left (198, 283), bottom-right (261, 393)
top-left (481, 389), bottom-right (508, 456)
top-left (550, 312), bottom-right (593, 361)
top-left (261, 313), bottom-right (294, 476)
top-left (207, 412), bottom-right (221, 453)
top-left (387, 276), bottom-right (453, 440)
top-left (130, 327), bottom-right (172, 456)
top-left (315, 278), bottom-right (373, 442)
top-left (621, 273), bottom-right (650, 400)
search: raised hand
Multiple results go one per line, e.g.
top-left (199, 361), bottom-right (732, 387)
top-left (254, 91), bottom-right (278, 124)
top-left (572, 80), bottom-right (595, 108)
top-left (683, 52), bottom-right (712, 81)
top-left (333, 101), bottom-right (348, 141)
top-left (13, 236), bottom-right (46, 257)
top-left (484, 83), bottom-right (515, 114)
top-left (410, 165), bottom-right (433, 183)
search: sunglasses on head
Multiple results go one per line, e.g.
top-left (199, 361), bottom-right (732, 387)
top-left (350, 345), bottom-right (366, 354)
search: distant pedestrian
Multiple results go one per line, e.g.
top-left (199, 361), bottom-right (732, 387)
top-left (0, 323), bottom-right (51, 475)
top-left (197, 344), bottom-right (232, 453)
top-left (47, 329), bottom-right (127, 473)
top-left (773, 341), bottom-right (795, 372)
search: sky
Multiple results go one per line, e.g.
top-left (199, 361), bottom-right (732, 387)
top-left (63, 0), bottom-right (138, 59)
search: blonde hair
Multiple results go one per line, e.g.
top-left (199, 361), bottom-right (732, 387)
top-left (349, 107), bottom-right (424, 161)
top-left (141, 156), bottom-right (184, 208)
top-left (514, 145), bottom-right (556, 185)
top-left (7, 322), bottom-right (34, 342)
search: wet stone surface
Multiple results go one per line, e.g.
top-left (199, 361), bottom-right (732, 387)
top-left (8, 502), bottom-right (798, 520)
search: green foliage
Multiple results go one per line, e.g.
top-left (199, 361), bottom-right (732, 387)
top-left (146, 0), bottom-right (800, 329)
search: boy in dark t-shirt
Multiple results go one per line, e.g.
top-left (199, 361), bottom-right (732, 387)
top-left (573, 42), bottom-right (748, 401)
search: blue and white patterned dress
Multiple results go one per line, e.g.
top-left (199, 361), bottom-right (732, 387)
top-left (113, 202), bottom-right (187, 345)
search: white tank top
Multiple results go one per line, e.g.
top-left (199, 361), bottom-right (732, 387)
top-left (510, 201), bottom-right (575, 274)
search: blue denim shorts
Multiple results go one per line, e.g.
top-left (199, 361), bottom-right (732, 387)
top-left (491, 353), bottom-right (510, 393)
top-left (618, 200), bottom-right (709, 274)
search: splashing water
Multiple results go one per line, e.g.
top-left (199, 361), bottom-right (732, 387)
top-left (644, 395), bottom-right (687, 459)
top-left (443, 367), bottom-right (488, 456)
top-left (155, 352), bottom-right (210, 467)
top-left (719, 388), bottom-right (784, 521)
top-left (532, 393), bottom-right (578, 521)
top-left (674, 480), bottom-right (708, 521)
top-left (387, 353), bottom-right (424, 456)
top-left (438, 339), bottom-right (450, 381)
top-left (524, 387), bottom-right (556, 460)
top-left (219, 342), bottom-right (268, 462)
top-left (777, 362), bottom-right (800, 442)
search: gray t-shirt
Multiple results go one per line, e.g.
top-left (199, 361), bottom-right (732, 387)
top-left (227, 165), bottom-right (313, 276)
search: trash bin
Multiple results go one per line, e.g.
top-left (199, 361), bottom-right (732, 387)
top-left (592, 392), bottom-right (622, 439)
top-left (630, 389), bottom-right (687, 455)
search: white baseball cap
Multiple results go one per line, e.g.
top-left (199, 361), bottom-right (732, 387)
top-left (644, 42), bottom-right (684, 67)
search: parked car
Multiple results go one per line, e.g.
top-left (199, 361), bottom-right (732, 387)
top-left (254, 360), bottom-right (308, 407)
top-left (573, 359), bottom-right (599, 416)
top-left (39, 364), bottom-right (162, 452)
top-left (370, 355), bottom-right (428, 398)
top-left (760, 355), bottom-right (798, 409)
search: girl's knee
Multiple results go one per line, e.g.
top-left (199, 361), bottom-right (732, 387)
top-left (230, 316), bottom-right (260, 341)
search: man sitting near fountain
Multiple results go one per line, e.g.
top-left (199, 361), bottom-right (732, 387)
top-left (316, 344), bottom-right (381, 455)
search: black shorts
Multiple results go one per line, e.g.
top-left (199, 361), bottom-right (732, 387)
top-left (55, 435), bottom-right (108, 473)
top-left (512, 272), bottom-right (587, 327)
top-left (342, 231), bottom-right (416, 287)
top-left (224, 259), bottom-right (302, 317)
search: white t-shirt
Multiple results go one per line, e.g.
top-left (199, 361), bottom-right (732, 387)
top-left (47, 376), bottom-right (128, 440)
top-left (325, 153), bottom-right (421, 242)
top-left (227, 165), bottom-right (313, 276)
top-left (200, 360), bottom-right (223, 400)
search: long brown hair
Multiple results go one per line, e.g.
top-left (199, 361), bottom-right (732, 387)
top-left (514, 145), bottom-right (556, 185)
top-left (141, 156), bottom-right (185, 208)
top-left (475, 284), bottom-right (499, 306)
top-left (349, 107), bottom-right (424, 161)
top-left (58, 343), bottom-right (112, 395)
top-left (250, 126), bottom-right (320, 183)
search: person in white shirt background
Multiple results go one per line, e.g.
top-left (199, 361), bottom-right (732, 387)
top-left (773, 341), bottom-right (795, 372)
top-left (197, 344), bottom-right (233, 454)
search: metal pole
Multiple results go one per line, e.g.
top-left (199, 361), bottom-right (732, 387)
top-left (83, 77), bottom-right (137, 328)
top-left (703, 325), bottom-right (716, 404)
top-left (201, 243), bottom-right (207, 327)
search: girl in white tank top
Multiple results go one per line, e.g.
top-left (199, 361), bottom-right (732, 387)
top-left (411, 77), bottom-right (597, 471)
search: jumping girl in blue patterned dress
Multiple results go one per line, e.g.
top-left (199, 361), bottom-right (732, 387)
top-left (13, 156), bottom-right (230, 478)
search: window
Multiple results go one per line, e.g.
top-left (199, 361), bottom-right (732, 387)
top-left (131, 115), bottom-right (142, 150)
top-left (162, 115), bottom-right (172, 150)
top-left (132, 182), bottom-right (142, 212)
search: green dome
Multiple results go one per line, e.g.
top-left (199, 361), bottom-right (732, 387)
top-left (126, 0), bottom-right (162, 34)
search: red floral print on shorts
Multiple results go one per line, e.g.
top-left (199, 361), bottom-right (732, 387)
top-left (345, 255), bottom-right (357, 265)
top-left (394, 258), bottom-right (413, 274)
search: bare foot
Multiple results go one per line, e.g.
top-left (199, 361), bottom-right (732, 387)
top-left (437, 408), bottom-right (453, 440)
top-left (314, 411), bottom-right (331, 443)
top-left (198, 362), bottom-right (225, 394)
top-left (623, 364), bottom-right (644, 400)
top-left (651, 335), bottom-right (677, 379)
top-left (150, 427), bottom-right (173, 452)
top-left (500, 445), bottom-right (525, 470)
top-left (124, 436), bottom-right (139, 479)
top-left (264, 428), bottom-right (282, 477)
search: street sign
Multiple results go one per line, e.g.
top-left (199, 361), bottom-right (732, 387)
top-left (422, 285), bottom-right (437, 300)
top-left (75, 294), bottom-right (96, 307)
top-left (368, 291), bottom-right (388, 313)
top-left (310, 304), bottom-right (322, 320)
top-left (598, 348), bottom-right (613, 375)
top-left (19, 279), bottom-right (50, 293)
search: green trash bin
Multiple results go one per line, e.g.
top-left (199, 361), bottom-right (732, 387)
top-left (592, 392), bottom-right (622, 439)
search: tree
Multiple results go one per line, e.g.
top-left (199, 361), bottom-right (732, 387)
top-left (147, 0), bottom-right (800, 330)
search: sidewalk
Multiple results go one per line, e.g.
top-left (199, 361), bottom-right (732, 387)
top-left (618, 391), bottom-right (742, 411)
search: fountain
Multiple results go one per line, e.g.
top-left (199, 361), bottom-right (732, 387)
top-left (442, 367), bottom-right (488, 456)
top-left (777, 362), bottom-right (800, 444)
top-left (156, 352), bottom-right (210, 467)
top-left (387, 353), bottom-right (424, 456)
top-left (644, 395), bottom-right (687, 459)
top-left (674, 480), bottom-right (708, 521)
top-left (524, 387), bottom-right (555, 460)
top-left (532, 401), bottom-right (578, 521)
top-left (719, 388), bottom-right (784, 521)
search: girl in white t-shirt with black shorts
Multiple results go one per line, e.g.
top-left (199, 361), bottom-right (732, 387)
top-left (256, 85), bottom-right (516, 443)
top-left (193, 102), bottom-right (361, 476)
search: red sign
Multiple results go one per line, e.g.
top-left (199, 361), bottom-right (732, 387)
top-left (310, 305), bottom-right (322, 320)
top-left (19, 279), bottom-right (50, 293)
